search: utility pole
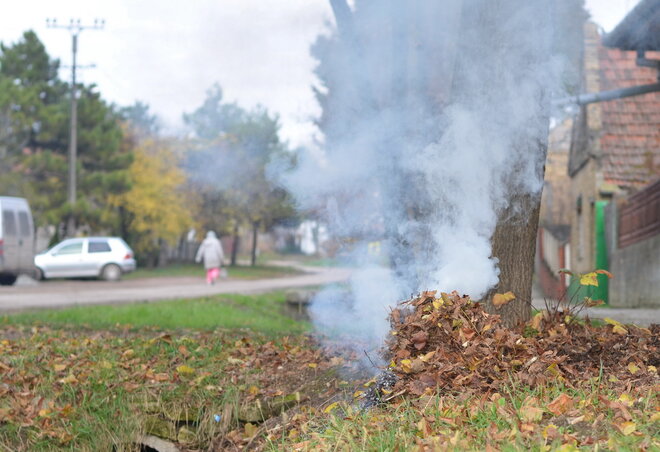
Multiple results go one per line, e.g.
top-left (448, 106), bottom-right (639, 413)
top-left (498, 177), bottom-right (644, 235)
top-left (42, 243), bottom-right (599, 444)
top-left (46, 18), bottom-right (104, 237)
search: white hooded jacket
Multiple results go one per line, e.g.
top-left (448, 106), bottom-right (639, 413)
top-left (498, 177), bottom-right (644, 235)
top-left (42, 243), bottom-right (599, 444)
top-left (195, 231), bottom-right (225, 269)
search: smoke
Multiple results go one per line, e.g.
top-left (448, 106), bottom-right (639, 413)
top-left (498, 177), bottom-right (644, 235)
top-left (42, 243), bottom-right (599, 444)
top-left (276, 0), bottom-right (576, 359)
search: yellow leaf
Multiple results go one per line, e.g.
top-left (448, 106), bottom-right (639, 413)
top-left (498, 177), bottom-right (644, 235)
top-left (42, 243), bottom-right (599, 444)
top-left (604, 317), bottom-right (623, 327)
top-left (324, 402), bottom-right (339, 413)
top-left (307, 363), bottom-right (317, 369)
top-left (612, 325), bottom-right (628, 335)
top-left (248, 385), bottom-right (260, 396)
top-left (59, 374), bottom-right (78, 384)
top-left (627, 363), bottom-right (640, 375)
top-left (531, 312), bottom-right (543, 331)
top-left (353, 390), bottom-right (364, 398)
top-left (492, 291), bottom-right (516, 308)
top-left (176, 365), bottom-right (195, 375)
top-left (584, 297), bottom-right (604, 307)
top-left (579, 272), bottom-right (599, 286)
top-left (648, 365), bottom-right (657, 374)
top-left (617, 393), bottom-right (634, 406)
top-left (53, 364), bottom-right (67, 372)
top-left (650, 412), bottom-right (660, 423)
top-left (419, 351), bottom-right (436, 363)
top-left (244, 422), bottom-right (258, 438)
top-left (100, 360), bottom-right (113, 370)
top-left (547, 363), bottom-right (561, 376)
top-left (122, 349), bottom-right (135, 359)
top-left (617, 421), bottom-right (636, 436)
top-left (542, 424), bottom-right (559, 440)
top-left (432, 299), bottom-right (444, 310)
top-left (400, 359), bottom-right (412, 373)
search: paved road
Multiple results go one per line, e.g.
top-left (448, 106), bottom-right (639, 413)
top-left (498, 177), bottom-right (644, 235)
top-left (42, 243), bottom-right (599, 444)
top-left (0, 266), bottom-right (352, 312)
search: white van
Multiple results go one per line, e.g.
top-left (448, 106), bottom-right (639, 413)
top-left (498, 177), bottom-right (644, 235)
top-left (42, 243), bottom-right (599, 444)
top-left (0, 197), bottom-right (35, 285)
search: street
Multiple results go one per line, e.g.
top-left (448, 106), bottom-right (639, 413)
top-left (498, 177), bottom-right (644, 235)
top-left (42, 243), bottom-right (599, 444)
top-left (0, 265), bottom-right (352, 312)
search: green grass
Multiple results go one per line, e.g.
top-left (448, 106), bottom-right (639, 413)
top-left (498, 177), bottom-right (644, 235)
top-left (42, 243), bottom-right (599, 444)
top-left (0, 291), bottom-right (312, 450)
top-left (3, 292), bottom-right (309, 334)
top-left (0, 325), bottom-right (289, 451)
top-left (125, 263), bottom-right (304, 280)
top-left (269, 380), bottom-right (659, 451)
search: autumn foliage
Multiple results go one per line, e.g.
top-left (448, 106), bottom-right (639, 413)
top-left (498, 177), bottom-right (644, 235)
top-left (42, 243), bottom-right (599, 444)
top-left (387, 291), bottom-right (658, 397)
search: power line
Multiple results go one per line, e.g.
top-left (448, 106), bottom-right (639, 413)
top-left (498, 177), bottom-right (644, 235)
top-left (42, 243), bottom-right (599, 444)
top-left (45, 18), bottom-right (105, 237)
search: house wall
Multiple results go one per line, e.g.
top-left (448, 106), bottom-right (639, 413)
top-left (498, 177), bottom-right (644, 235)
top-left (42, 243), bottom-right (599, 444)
top-left (569, 158), bottom-right (598, 273)
top-left (540, 118), bottom-right (572, 226)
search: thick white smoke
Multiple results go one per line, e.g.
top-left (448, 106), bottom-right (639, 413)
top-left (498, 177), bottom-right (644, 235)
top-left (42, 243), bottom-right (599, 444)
top-left (277, 0), bottom-right (574, 358)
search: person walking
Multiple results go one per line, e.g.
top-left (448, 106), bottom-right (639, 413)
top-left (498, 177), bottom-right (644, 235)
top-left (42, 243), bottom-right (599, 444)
top-left (195, 231), bottom-right (225, 285)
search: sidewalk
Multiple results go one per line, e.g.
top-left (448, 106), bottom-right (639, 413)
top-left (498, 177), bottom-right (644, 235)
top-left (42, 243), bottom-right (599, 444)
top-left (532, 298), bottom-right (660, 327)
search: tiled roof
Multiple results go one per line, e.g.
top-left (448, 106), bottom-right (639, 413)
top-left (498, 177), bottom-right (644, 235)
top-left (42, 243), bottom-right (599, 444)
top-left (597, 44), bottom-right (660, 188)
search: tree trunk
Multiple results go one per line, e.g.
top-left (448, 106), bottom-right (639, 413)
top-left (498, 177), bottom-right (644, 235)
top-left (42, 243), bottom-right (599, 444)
top-left (484, 188), bottom-right (544, 328)
top-left (230, 223), bottom-right (240, 267)
top-left (251, 220), bottom-right (260, 267)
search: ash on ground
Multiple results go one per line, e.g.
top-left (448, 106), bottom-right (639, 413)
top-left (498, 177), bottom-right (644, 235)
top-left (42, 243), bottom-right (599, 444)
top-left (360, 370), bottom-right (398, 409)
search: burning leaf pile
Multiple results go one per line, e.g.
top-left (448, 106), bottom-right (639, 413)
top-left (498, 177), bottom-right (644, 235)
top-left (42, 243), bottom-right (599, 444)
top-left (387, 291), bottom-right (658, 397)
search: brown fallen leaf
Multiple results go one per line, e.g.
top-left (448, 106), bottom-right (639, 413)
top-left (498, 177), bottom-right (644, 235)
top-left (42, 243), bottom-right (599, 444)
top-left (547, 393), bottom-right (573, 416)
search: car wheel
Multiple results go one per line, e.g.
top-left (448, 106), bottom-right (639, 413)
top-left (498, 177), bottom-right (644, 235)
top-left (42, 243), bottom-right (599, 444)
top-left (0, 273), bottom-right (18, 286)
top-left (101, 264), bottom-right (122, 282)
top-left (34, 267), bottom-right (45, 281)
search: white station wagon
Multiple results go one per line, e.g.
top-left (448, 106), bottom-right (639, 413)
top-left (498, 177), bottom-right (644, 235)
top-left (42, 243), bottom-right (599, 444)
top-left (35, 237), bottom-right (136, 281)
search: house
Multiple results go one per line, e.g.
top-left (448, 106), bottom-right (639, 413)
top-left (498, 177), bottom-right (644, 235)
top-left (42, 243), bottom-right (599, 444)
top-left (568, 8), bottom-right (660, 305)
top-left (536, 119), bottom-right (573, 300)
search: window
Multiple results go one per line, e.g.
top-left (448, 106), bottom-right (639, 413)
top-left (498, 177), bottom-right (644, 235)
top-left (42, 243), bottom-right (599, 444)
top-left (2, 211), bottom-right (17, 237)
top-left (56, 242), bottom-right (83, 255)
top-left (18, 212), bottom-right (31, 237)
top-left (89, 241), bottom-right (111, 253)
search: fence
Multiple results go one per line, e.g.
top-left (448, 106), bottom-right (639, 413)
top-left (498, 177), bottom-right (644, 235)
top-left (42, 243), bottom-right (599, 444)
top-left (618, 178), bottom-right (660, 248)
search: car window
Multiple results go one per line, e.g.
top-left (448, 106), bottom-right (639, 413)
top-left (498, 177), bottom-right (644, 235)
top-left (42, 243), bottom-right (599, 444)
top-left (56, 242), bottom-right (83, 255)
top-left (18, 211), bottom-right (31, 237)
top-left (2, 211), bottom-right (17, 237)
top-left (89, 240), bottom-right (111, 253)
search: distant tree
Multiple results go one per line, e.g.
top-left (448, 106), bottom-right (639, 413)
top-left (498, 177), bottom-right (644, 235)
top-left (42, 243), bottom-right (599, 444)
top-left (119, 101), bottom-right (160, 137)
top-left (109, 136), bottom-right (195, 266)
top-left (0, 30), bottom-right (131, 234)
top-left (183, 83), bottom-right (245, 140)
top-left (184, 85), bottom-right (296, 266)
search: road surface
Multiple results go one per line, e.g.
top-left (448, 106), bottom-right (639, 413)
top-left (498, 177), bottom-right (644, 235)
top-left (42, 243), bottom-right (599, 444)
top-left (0, 266), bottom-right (352, 312)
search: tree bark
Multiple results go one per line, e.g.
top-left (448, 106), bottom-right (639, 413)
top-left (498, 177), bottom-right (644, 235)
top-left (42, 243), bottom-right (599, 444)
top-left (251, 220), bottom-right (260, 267)
top-left (484, 189), bottom-right (543, 328)
top-left (230, 223), bottom-right (240, 267)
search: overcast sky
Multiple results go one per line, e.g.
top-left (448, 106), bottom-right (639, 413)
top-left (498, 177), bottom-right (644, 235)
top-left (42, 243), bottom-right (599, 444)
top-left (0, 0), bottom-right (639, 148)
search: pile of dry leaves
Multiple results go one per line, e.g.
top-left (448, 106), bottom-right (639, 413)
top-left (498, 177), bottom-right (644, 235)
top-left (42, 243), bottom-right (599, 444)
top-left (387, 291), bottom-right (658, 397)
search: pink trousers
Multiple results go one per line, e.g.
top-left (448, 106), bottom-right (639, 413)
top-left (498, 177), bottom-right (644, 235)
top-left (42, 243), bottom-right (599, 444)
top-left (206, 267), bottom-right (220, 284)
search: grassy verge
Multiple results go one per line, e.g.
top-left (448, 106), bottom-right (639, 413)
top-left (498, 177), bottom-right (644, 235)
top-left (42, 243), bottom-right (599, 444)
top-left (125, 263), bottom-right (304, 280)
top-left (0, 325), bottom-right (324, 451)
top-left (0, 292), bottom-right (319, 451)
top-left (270, 379), bottom-right (659, 451)
top-left (3, 292), bottom-right (308, 333)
